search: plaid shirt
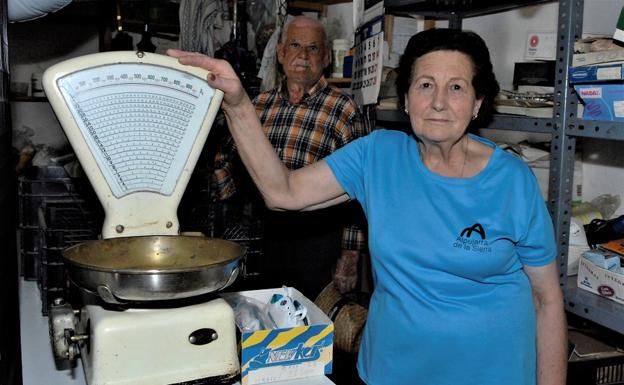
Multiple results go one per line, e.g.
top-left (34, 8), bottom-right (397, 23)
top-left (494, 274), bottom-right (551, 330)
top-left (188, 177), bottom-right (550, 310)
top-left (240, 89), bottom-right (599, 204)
top-left (213, 77), bottom-right (368, 251)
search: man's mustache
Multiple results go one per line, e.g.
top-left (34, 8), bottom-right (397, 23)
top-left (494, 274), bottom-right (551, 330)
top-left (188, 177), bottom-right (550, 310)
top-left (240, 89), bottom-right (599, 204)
top-left (292, 59), bottom-right (311, 68)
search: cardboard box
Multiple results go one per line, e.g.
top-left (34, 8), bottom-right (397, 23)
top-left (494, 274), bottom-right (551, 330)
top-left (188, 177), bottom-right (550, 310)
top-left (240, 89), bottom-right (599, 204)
top-left (577, 254), bottom-right (624, 305)
top-left (574, 84), bottom-right (624, 122)
top-left (572, 50), bottom-right (624, 67)
top-left (569, 63), bottom-right (624, 83)
top-left (221, 288), bottom-right (334, 385)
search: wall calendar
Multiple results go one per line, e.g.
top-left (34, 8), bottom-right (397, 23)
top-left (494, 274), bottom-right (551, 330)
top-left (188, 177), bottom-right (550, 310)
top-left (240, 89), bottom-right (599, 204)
top-left (351, 16), bottom-right (384, 106)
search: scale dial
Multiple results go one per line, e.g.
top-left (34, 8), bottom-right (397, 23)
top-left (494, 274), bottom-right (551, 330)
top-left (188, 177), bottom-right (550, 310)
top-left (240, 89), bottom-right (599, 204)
top-left (58, 62), bottom-right (213, 197)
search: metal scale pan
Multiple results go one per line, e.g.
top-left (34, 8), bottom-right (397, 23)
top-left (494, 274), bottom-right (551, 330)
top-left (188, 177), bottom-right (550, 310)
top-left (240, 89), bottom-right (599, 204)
top-left (62, 235), bottom-right (243, 303)
top-left (42, 51), bottom-right (243, 304)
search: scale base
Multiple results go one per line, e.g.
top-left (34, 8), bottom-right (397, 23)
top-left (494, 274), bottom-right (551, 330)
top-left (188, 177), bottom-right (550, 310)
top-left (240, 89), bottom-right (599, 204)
top-left (79, 298), bottom-right (239, 385)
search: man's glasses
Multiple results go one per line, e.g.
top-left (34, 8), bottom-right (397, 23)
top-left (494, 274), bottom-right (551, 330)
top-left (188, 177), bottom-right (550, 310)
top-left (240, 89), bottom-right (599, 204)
top-left (285, 42), bottom-right (323, 56)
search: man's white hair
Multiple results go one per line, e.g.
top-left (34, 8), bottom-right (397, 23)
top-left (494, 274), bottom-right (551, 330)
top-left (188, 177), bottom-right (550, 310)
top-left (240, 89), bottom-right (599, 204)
top-left (280, 16), bottom-right (330, 48)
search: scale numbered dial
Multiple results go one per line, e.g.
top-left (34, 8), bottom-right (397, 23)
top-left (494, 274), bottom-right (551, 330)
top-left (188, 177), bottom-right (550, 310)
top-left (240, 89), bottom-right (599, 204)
top-left (43, 51), bottom-right (223, 238)
top-left (58, 61), bottom-right (213, 197)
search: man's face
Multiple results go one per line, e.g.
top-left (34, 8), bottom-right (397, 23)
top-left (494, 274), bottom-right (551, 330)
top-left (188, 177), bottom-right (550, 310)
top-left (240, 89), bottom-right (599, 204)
top-left (277, 23), bottom-right (330, 86)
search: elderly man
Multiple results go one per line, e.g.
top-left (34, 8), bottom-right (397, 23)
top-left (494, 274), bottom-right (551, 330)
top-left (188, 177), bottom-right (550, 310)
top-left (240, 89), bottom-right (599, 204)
top-left (213, 16), bottom-right (368, 299)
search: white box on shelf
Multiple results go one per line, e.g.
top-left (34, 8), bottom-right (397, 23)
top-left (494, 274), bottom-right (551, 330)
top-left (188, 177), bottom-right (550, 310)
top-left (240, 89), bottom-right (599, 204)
top-left (577, 254), bottom-right (624, 305)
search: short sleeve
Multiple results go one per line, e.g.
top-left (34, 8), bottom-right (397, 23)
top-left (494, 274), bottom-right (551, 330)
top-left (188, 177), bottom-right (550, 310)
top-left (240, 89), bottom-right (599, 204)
top-left (324, 133), bottom-right (372, 203)
top-left (517, 174), bottom-right (557, 267)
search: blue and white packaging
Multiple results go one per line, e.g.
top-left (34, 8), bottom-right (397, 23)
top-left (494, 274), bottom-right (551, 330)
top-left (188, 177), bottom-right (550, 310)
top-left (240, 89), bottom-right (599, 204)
top-left (577, 250), bottom-right (624, 305)
top-left (569, 63), bottom-right (624, 83)
top-left (221, 288), bottom-right (333, 385)
top-left (574, 83), bottom-right (624, 121)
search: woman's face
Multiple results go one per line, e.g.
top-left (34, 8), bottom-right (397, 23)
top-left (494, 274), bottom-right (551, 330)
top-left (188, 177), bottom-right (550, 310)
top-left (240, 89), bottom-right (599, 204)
top-left (405, 50), bottom-right (483, 145)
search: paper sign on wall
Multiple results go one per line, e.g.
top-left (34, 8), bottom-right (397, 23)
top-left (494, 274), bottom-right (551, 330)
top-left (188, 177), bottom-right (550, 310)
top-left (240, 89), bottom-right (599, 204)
top-left (525, 31), bottom-right (556, 60)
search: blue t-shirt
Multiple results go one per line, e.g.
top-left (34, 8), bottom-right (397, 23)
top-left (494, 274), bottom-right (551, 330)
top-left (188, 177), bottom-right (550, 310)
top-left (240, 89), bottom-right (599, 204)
top-left (324, 130), bottom-right (556, 385)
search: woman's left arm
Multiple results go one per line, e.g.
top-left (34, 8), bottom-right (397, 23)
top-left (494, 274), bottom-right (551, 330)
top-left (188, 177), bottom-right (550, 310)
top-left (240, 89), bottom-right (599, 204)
top-left (524, 261), bottom-right (567, 385)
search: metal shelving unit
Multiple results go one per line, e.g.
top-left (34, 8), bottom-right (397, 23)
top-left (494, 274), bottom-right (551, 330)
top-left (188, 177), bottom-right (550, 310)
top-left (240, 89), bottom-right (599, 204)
top-left (559, 0), bottom-right (624, 334)
top-left (376, 109), bottom-right (556, 133)
top-left (569, 119), bottom-right (624, 141)
top-left (380, 0), bottom-right (624, 335)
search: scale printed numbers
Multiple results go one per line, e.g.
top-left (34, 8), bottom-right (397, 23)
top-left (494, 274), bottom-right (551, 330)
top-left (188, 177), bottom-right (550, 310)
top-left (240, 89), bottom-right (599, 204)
top-left (73, 92), bottom-right (195, 194)
top-left (72, 70), bottom-right (199, 96)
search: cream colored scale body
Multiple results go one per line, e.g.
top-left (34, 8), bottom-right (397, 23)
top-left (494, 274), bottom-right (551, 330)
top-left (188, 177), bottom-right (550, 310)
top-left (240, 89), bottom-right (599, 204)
top-left (79, 302), bottom-right (239, 385)
top-left (43, 51), bottom-right (241, 385)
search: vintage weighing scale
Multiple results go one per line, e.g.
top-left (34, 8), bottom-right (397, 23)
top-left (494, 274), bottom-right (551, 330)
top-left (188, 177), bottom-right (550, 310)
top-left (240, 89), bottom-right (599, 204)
top-left (42, 51), bottom-right (244, 385)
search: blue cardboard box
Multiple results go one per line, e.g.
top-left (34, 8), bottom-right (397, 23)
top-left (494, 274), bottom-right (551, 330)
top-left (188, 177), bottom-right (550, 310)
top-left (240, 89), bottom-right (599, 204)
top-left (574, 83), bottom-right (624, 121)
top-left (221, 288), bottom-right (334, 385)
top-left (569, 63), bottom-right (624, 83)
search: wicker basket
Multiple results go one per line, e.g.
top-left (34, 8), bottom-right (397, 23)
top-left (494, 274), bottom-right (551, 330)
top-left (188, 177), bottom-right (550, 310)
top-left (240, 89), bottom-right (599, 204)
top-left (315, 284), bottom-right (368, 354)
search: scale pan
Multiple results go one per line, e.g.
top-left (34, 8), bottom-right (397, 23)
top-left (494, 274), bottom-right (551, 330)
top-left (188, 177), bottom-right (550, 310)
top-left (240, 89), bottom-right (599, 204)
top-left (62, 236), bottom-right (245, 303)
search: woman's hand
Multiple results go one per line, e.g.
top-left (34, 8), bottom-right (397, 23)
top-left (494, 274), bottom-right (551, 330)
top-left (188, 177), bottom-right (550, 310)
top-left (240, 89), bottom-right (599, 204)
top-left (166, 49), bottom-right (249, 111)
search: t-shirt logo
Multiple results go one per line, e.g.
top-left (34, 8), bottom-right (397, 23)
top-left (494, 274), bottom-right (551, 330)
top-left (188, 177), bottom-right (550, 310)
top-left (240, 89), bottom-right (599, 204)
top-left (453, 223), bottom-right (492, 253)
top-left (460, 223), bottom-right (486, 240)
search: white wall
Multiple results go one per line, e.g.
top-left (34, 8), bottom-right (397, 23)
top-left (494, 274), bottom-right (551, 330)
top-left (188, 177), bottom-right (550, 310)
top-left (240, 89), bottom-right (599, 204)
top-left (462, 4), bottom-right (559, 90)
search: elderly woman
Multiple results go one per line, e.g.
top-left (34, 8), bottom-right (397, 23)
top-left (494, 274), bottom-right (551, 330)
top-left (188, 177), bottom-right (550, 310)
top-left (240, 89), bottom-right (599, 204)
top-left (168, 28), bottom-right (566, 385)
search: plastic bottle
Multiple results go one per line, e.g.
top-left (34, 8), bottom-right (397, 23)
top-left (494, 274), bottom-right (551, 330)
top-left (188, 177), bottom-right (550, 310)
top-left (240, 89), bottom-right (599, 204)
top-left (332, 39), bottom-right (349, 78)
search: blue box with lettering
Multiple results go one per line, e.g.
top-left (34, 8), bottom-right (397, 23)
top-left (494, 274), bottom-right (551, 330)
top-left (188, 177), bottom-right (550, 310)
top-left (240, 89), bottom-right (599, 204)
top-left (574, 83), bottom-right (624, 121)
top-left (221, 288), bottom-right (333, 385)
top-left (569, 63), bottom-right (624, 83)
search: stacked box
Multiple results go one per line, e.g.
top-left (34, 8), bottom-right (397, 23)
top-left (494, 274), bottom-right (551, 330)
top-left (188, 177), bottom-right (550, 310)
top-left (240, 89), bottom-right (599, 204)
top-left (16, 166), bottom-right (102, 315)
top-left (574, 84), bottom-right (624, 122)
top-left (577, 254), bottom-right (624, 305)
top-left (569, 60), bottom-right (624, 122)
top-left (38, 201), bottom-right (100, 315)
top-left (569, 63), bottom-right (624, 83)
